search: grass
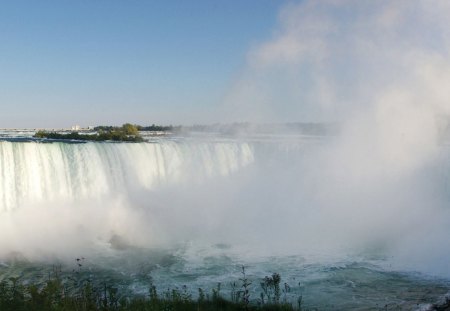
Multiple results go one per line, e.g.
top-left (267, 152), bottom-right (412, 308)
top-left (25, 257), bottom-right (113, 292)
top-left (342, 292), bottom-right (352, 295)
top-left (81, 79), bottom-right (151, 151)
top-left (0, 265), bottom-right (302, 311)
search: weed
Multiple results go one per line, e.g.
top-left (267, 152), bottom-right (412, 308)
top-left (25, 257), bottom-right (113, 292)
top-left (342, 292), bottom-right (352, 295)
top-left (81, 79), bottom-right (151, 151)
top-left (0, 262), bottom-right (302, 310)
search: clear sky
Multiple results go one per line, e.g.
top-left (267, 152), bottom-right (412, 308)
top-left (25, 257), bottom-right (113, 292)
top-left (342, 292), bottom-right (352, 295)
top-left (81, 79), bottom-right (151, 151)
top-left (2, 1), bottom-right (449, 129)
top-left (0, 0), bottom-right (283, 128)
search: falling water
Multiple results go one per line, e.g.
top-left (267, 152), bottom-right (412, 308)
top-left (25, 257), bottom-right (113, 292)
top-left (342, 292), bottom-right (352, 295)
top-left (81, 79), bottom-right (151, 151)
top-left (0, 137), bottom-right (449, 309)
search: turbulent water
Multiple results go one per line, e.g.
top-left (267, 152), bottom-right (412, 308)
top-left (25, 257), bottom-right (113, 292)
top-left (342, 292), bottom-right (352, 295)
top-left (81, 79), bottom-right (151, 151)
top-left (0, 139), bottom-right (255, 211)
top-left (0, 135), bottom-right (449, 310)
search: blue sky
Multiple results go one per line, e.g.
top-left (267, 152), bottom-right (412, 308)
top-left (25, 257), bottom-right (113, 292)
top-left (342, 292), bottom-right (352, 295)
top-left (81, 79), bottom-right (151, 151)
top-left (0, 0), bottom-right (283, 128)
top-left (3, 1), bottom-right (449, 129)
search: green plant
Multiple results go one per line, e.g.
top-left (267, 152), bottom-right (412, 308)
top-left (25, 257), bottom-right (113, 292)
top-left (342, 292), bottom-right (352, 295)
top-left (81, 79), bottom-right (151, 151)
top-left (0, 262), bottom-right (303, 311)
top-left (261, 273), bottom-right (281, 304)
top-left (240, 266), bottom-right (252, 310)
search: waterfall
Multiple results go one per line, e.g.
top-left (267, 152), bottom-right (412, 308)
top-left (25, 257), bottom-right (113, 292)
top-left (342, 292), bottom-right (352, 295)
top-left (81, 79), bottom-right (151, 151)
top-left (0, 138), bottom-right (449, 280)
top-left (0, 141), bottom-right (254, 212)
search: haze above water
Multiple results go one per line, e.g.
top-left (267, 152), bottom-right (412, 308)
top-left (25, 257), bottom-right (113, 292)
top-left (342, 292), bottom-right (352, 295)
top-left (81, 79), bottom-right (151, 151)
top-left (1, 0), bottom-right (450, 309)
top-left (0, 126), bottom-right (449, 309)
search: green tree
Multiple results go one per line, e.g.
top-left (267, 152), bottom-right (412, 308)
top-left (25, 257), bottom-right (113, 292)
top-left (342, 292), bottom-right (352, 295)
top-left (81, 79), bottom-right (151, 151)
top-left (121, 123), bottom-right (139, 136)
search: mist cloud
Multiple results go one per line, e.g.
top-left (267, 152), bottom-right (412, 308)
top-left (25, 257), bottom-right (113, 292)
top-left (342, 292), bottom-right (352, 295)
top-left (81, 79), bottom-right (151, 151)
top-left (221, 0), bottom-right (450, 275)
top-left (223, 0), bottom-right (450, 124)
top-left (1, 1), bottom-right (450, 278)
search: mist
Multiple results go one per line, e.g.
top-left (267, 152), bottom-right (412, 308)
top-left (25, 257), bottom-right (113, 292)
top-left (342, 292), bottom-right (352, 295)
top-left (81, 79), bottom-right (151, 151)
top-left (1, 0), bottom-right (450, 281)
top-left (218, 0), bottom-right (450, 274)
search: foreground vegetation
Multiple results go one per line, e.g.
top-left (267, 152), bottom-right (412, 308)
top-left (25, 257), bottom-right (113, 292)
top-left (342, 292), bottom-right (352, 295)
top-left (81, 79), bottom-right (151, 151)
top-left (34, 124), bottom-right (144, 142)
top-left (0, 266), bottom-right (302, 311)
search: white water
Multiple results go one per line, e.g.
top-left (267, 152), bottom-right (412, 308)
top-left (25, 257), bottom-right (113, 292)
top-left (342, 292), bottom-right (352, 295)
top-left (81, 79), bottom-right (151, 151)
top-left (0, 140), bottom-right (254, 212)
top-left (0, 139), bottom-right (261, 259)
top-left (0, 137), bottom-right (450, 309)
top-left (0, 137), bottom-right (448, 270)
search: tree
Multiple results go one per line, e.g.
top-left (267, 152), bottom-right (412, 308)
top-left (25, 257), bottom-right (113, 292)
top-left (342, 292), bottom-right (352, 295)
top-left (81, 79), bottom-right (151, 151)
top-left (121, 123), bottom-right (139, 136)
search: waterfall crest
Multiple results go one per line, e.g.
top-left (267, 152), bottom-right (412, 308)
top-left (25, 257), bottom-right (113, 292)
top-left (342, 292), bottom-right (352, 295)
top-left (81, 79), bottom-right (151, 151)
top-left (0, 141), bottom-right (254, 212)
